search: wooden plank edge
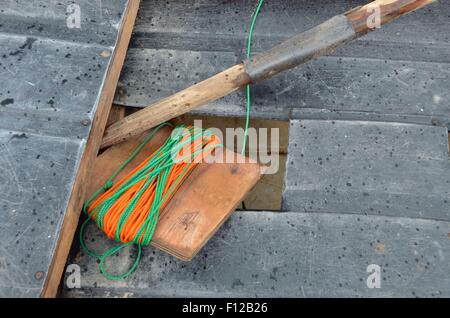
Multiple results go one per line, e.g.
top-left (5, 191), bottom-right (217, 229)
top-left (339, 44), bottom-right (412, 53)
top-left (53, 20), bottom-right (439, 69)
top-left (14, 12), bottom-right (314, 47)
top-left (40, 0), bottom-right (141, 298)
top-left (106, 105), bottom-right (127, 127)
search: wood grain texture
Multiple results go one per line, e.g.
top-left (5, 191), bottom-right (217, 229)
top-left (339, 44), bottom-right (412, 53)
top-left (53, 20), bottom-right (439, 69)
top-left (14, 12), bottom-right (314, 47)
top-left (101, 63), bottom-right (250, 148)
top-left (153, 147), bottom-right (262, 260)
top-left (106, 105), bottom-right (127, 127)
top-left (87, 126), bottom-right (172, 197)
top-left (345, 0), bottom-right (435, 33)
top-left (41, 0), bottom-right (140, 298)
top-left (89, 128), bottom-right (262, 261)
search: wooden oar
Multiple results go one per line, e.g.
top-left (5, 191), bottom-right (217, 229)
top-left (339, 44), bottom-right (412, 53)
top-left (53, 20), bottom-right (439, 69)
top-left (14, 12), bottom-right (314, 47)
top-left (101, 0), bottom-right (435, 149)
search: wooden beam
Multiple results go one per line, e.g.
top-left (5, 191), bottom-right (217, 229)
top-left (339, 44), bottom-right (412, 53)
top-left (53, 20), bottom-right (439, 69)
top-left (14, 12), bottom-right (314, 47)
top-left (41, 0), bottom-right (141, 298)
top-left (88, 127), bottom-right (263, 261)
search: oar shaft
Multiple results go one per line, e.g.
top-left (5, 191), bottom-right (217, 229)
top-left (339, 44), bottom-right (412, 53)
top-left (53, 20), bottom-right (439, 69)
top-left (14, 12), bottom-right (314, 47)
top-left (101, 0), bottom-right (435, 149)
top-left (102, 64), bottom-right (249, 148)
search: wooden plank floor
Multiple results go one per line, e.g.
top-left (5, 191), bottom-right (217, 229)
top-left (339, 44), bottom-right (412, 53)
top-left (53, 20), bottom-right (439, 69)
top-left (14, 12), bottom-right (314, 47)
top-left (64, 211), bottom-right (450, 298)
top-left (63, 118), bottom-right (450, 297)
top-left (0, 0), bottom-right (139, 297)
top-left (62, 1), bottom-right (450, 298)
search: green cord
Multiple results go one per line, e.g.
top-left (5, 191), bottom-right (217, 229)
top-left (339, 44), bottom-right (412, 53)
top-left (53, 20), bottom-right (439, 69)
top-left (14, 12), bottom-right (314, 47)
top-left (80, 123), bottom-right (222, 280)
top-left (242, 0), bottom-right (264, 155)
top-left (80, 2), bottom-right (265, 280)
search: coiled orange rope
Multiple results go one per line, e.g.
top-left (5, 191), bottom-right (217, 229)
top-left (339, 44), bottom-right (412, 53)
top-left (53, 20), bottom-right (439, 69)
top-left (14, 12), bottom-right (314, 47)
top-left (80, 123), bottom-right (222, 280)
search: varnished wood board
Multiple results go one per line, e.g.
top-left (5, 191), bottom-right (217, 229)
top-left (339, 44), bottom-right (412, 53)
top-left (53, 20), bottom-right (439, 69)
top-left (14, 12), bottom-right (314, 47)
top-left (87, 128), bottom-right (262, 261)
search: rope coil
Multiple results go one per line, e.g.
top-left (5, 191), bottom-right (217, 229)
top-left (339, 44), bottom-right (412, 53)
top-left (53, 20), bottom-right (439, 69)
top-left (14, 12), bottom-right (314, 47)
top-left (80, 0), bottom-right (264, 280)
top-left (80, 123), bottom-right (222, 280)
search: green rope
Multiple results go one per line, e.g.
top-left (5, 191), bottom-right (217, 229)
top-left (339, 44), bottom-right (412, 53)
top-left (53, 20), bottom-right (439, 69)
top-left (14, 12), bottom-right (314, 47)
top-left (80, 123), bottom-right (222, 280)
top-left (80, 2), bottom-right (264, 280)
top-left (242, 0), bottom-right (264, 155)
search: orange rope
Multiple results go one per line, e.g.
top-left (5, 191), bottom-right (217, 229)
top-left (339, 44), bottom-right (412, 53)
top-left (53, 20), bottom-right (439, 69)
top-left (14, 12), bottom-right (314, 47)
top-left (80, 124), bottom-right (222, 280)
top-left (86, 125), bottom-right (221, 244)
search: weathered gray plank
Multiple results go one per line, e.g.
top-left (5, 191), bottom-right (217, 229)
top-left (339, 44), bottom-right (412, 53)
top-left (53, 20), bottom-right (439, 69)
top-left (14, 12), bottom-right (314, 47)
top-left (133, 0), bottom-right (448, 47)
top-left (0, 0), bottom-right (130, 297)
top-left (0, 130), bottom-right (81, 298)
top-left (114, 0), bottom-right (450, 127)
top-left (256, 57), bottom-right (450, 127)
top-left (0, 0), bottom-right (126, 46)
top-left (283, 120), bottom-right (450, 220)
top-left (0, 33), bottom-right (112, 138)
top-left (63, 211), bottom-right (450, 298)
top-left (116, 48), bottom-right (450, 127)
